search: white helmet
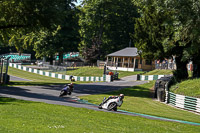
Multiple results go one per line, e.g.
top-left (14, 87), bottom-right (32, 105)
top-left (120, 94), bottom-right (124, 99)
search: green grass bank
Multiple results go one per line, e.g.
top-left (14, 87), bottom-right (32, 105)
top-left (170, 78), bottom-right (200, 98)
top-left (79, 81), bottom-right (200, 123)
top-left (0, 97), bottom-right (199, 133)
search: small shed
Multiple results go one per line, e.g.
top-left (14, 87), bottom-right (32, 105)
top-left (106, 47), bottom-right (155, 71)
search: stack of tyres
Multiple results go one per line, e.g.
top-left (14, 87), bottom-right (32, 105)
top-left (154, 75), bottom-right (173, 101)
top-left (157, 88), bottom-right (165, 102)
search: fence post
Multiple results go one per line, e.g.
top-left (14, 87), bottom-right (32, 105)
top-left (136, 74), bottom-right (140, 80)
top-left (0, 58), bottom-right (3, 83)
top-left (106, 75), bottom-right (111, 82)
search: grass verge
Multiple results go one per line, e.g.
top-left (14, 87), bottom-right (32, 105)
top-left (143, 69), bottom-right (173, 75)
top-left (7, 66), bottom-right (143, 86)
top-left (0, 97), bottom-right (199, 133)
top-left (79, 81), bottom-right (200, 123)
top-left (170, 78), bottom-right (200, 98)
top-left (27, 65), bottom-right (144, 78)
top-left (143, 69), bottom-right (193, 77)
top-left (7, 67), bottom-right (92, 86)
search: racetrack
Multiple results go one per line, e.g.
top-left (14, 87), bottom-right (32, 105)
top-left (0, 77), bottom-right (147, 110)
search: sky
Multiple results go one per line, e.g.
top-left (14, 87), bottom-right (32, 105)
top-left (74, 0), bottom-right (82, 6)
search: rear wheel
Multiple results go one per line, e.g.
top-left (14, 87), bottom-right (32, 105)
top-left (107, 102), bottom-right (117, 111)
top-left (113, 107), bottom-right (117, 111)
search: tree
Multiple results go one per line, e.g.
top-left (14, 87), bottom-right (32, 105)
top-left (165, 0), bottom-right (200, 78)
top-left (0, 0), bottom-right (77, 58)
top-left (134, 2), bottom-right (174, 60)
top-left (53, 7), bottom-right (80, 65)
top-left (0, 0), bottom-right (66, 39)
top-left (133, 0), bottom-right (200, 81)
top-left (30, 3), bottom-right (80, 65)
top-left (0, 0), bottom-right (81, 65)
top-left (82, 43), bottom-right (100, 65)
top-left (32, 28), bottom-right (60, 64)
top-left (79, 0), bottom-right (138, 63)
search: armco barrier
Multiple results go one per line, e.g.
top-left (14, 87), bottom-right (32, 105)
top-left (165, 91), bottom-right (200, 113)
top-left (9, 63), bottom-right (111, 82)
top-left (154, 76), bottom-right (200, 114)
top-left (139, 75), bottom-right (168, 81)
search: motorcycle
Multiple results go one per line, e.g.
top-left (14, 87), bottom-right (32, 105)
top-left (98, 94), bottom-right (124, 111)
top-left (70, 75), bottom-right (75, 82)
top-left (59, 83), bottom-right (74, 97)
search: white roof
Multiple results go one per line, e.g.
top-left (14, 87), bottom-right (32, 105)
top-left (107, 47), bottom-right (138, 57)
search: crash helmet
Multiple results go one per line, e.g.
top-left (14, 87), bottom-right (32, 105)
top-left (69, 82), bottom-right (73, 87)
top-left (119, 94), bottom-right (124, 100)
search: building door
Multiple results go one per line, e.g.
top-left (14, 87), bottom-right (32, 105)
top-left (135, 59), bottom-right (138, 68)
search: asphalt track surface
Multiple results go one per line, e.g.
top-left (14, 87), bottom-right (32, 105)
top-left (10, 75), bottom-right (32, 81)
top-left (1, 76), bottom-right (200, 126)
top-left (0, 77), bottom-right (147, 110)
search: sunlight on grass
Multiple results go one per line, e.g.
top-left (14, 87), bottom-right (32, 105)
top-left (7, 67), bottom-right (92, 86)
top-left (144, 69), bottom-right (173, 75)
top-left (45, 66), bottom-right (144, 78)
top-left (79, 81), bottom-right (200, 123)
top-left (0, 97), bottom-right (199, 133)
top-left (170, 78), bottom-right (200, 98)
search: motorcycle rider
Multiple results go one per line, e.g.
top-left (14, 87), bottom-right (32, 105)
top-left (70, 75), bottom-right (75, 82)
top-left (60, 83), bottom-right (74, 96)
top-left (102, 94), bottom-right (124, 104)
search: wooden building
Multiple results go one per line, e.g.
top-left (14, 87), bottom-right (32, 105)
top-left (106, 47), bottom-right (155, 71)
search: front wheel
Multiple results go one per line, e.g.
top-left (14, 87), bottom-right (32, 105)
top-left (98, 103), bottom-right (103, 109)
top-left (59, 91), bottom-right (66, 97)
top-left (107, 102), bottom-right (117, 111)
top-left (98, 106), bottom-right (102, 109)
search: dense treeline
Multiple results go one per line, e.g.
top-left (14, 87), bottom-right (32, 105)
top-left (134, 0), bottom-right (200, 81)
top-left (0, 0), bottom-right (200, 81)
top-left (0, 0), bottom-right (79, 64)
top-left (78, 0), bottom-right (138, 63)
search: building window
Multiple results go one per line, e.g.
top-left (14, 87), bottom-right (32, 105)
top-left (145, 60), bottom-right (152, 65)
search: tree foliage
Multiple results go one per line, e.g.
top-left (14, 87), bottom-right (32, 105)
top-left (134, 0), bottom-right (200, 81)
top-left (53, 8), bottom-right (80, 65)
top-left (79, 0), bottom-right (138, 63)
top-left (0, 0), bottom-right (66, 41)
top-left (0, 0), bottom-right (79, 63)
top-left (134, 1), bottom-right (174, 60)
top-left (166, 0), bottom-right (200, 78)
top-left (31, 2), bottom-right (80, 65)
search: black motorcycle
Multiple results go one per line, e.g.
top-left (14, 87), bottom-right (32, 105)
top-left (59, 84), bottom-right (74, 97)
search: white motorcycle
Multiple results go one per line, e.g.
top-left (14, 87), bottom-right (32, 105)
top-left (98, 94), bottom-right (124, 111)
